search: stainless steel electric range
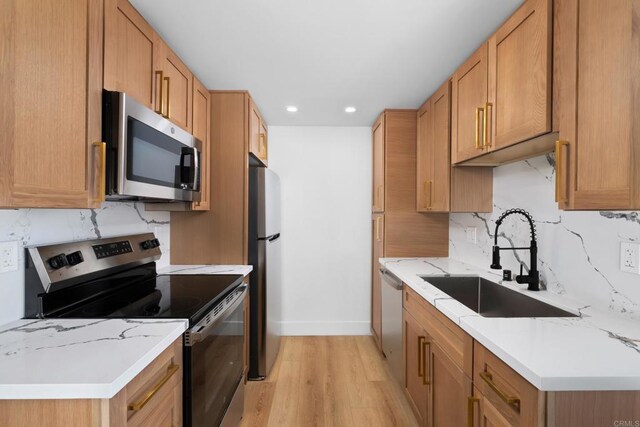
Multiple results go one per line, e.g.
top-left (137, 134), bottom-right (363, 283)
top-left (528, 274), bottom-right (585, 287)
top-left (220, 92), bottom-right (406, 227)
top-left (24, 233), bottom-right (246, 427)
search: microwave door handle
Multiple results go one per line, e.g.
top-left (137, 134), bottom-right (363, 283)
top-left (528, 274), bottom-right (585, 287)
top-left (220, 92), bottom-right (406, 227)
top-left (192, 146), bottom-right (200, 192)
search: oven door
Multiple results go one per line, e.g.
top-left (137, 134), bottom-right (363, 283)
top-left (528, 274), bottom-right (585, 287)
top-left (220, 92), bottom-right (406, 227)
top-left (184, 285), bottom-right (247, 427)
top-left (105, 91), bottom-right (201, 202)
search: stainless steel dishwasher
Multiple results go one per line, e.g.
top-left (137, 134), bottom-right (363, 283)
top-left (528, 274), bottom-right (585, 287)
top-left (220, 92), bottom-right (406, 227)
top-left (380, 268), bottom-right (403, 386)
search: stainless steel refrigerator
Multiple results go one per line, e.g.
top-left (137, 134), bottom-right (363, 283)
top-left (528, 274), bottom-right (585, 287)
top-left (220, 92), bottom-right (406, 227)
top-left (248, 164), bottom-right (282, 380)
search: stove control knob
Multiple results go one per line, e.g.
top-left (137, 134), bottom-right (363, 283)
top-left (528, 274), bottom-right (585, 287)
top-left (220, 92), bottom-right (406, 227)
top-left (66, 251), bottom-right (84, 266)
top-left (152, 238), bottom-right (160, 248)
top-left (48, 253), bottom-right (69, 270)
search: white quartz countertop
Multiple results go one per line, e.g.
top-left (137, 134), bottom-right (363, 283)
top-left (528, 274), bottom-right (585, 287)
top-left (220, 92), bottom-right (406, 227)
top-left (380, 257), bottom-right (640, 391)
top-left (157, 264), bottom-right (252, 276)
top-left (0, 318), bottom-right (187, 399)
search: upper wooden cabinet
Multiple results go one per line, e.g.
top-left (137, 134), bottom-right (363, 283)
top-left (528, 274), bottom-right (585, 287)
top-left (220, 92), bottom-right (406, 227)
top-left (191, 77), bottom-right (211, 211)
top-left (372, 115), bottom-right (385, 212)
top-left (0, 0), bottom-right (104, 209)
top-left (105, 0), bottom-right (194, 134)
top-left (555, 0), bottom-right (640, 210)
top-left (488, 0), bottom-right (552, 151)
top-left (156, 40), bottom-right (193, 133)
top-left (104, 0), bottom-right (160, 110)
top-left (452, 0), bottom-right (554, 166)
top-left (452, 43), bottom-right (490, 164)
top-left (418, 81), bottom-right (492, 213)
top-left (249, 98), bottom-right (268, 166)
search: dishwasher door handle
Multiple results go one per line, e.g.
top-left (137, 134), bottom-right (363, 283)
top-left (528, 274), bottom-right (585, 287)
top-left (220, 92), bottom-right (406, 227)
top-left (380, 269), bottom-right (403, 290)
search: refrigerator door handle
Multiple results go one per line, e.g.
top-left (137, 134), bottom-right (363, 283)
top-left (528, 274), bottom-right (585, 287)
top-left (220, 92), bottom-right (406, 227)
top-left (258, 233), bottom-right (280, 242)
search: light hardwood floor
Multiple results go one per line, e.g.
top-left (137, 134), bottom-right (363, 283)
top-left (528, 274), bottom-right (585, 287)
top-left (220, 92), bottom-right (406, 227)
top-left (239, 336), bottom-right (419, 427)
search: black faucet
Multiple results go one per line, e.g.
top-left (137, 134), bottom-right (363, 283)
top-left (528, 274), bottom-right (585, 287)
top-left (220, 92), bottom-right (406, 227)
top-left (489, 208), bottom-right (540, 291)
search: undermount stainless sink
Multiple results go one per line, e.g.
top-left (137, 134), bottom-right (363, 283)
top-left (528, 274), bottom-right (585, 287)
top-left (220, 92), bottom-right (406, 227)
top-left (419, 275), bottom-right (578, 318)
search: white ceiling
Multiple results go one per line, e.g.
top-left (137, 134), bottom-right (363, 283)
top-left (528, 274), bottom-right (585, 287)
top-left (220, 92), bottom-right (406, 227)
top-left (130, 0), bottom-right (523, 127)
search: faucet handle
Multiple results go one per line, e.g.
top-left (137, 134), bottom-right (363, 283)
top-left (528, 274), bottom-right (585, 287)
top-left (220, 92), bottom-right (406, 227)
top-left (519, 263), bottom-right (524, 276)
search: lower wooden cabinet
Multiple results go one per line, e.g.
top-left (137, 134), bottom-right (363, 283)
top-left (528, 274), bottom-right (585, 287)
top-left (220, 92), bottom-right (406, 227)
top-left (0, 339), bottom-right (183, 427)
top-left (371, 213), bottom-right (384, 349)
top-left (431, 342), bottom-right (472, 426)
top-left (403, 309), bottom-right (429, 425)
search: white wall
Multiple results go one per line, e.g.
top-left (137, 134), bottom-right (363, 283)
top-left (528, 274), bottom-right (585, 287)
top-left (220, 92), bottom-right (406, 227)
top-left (268, 126), bottom-right (372, 335)
top-left (450, 154), bottom-right (640, 319)
top-left (0, 203), bottom-right (170, 325)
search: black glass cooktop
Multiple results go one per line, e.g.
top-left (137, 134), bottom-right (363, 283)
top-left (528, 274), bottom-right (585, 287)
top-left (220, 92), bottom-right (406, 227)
top-left (57, 274), bottom-right (243, 325)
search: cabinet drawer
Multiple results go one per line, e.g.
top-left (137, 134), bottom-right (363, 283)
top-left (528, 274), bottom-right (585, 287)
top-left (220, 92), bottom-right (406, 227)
top-left (403, 285), bottom-right (472, 377)
top-left (473, 342), bottom-right (544, 426)
top-left (120, 338), bottom-right (183, 425)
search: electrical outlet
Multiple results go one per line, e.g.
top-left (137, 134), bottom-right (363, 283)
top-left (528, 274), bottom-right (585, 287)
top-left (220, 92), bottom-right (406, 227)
top-left (0, 241), bottom-right (19, 273)
top-left (620, 242), bottom-right (640, 274)
top-left (465, 227), bottom-right (477, 244)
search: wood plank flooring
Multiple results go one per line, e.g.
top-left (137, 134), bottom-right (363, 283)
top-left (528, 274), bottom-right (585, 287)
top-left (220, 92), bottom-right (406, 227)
top-left (239, 336), bottom-right (419, 427)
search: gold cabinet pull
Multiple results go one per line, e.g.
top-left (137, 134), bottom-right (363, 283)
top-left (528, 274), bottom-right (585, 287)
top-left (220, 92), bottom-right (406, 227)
top-left (128, 364), bottom-right (179, 412)
top-left (417, 336), bottom-right (426, 379)
top-left (468, 396), bottom-right (480, 427)
top-left (422, 181), bottom-right (428, 209)
top-left (422, 339), bottom-right (431, 385)
top-left (428, 180), bottom-right (433, 209)
top-left (375, 217), bottom-right (380, 241)
top-left (154, 70), bottom-right (164, 114)
top-left (259, 133), bottom-right (267, 158)
top-left (92, 142), bottom-right (106, 203)
top-left (555, 140), bottom-right (570, 203)
top-left (483, 102), bottom-right (492, 148)
top-left (475, 107), bottom-right (485, 149)
top-left (479, 371), bottom-right (520, 411)
top-left (163, 76), bottom-right (171, 119)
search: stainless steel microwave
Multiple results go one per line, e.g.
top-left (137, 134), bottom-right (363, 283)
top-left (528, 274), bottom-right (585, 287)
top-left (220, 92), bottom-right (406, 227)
top-left (102, 91), bottom-right (201, 202)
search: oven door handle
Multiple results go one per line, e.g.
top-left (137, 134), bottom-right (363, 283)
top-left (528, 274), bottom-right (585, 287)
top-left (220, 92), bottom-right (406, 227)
top-left (185, 284), bottom-right (247, 347)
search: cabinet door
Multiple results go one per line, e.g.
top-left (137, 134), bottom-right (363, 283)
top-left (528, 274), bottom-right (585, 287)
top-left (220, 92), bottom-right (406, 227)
top-left (371, 213), bottom-right (384, 350)
top-left (430, 82), bottom-right (452, 212)
top-left (403, 309), bottom-right (429, 426)
top-left (488, 0), bottom-right (552, 151)
top-left (556, 0), bottom-right (640, 209)
top-left (471, 387), bottom-right (512, 427)
top-left (430, 342), bottom-right (471, 427)
top-left (416, 101), bottom-right (433, 212)
top-left (0, 0), bottom-right (103, 209)
top-left (259, 121), bottom-right (269, 167)
top-left (452, 43), bottom-right (489, 163)
top-left (156, 40), bottom-right (193, 133)
top-left (372, 115), bottom-right (385, 212)
top-left (192, 78), bottom-right (210, 211)
top-left (104, 0), bottom-right (160, 110)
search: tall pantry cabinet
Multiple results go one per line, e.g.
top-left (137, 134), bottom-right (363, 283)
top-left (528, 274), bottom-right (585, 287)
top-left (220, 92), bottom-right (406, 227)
top-left (370, 110), bottom-right (449, 350)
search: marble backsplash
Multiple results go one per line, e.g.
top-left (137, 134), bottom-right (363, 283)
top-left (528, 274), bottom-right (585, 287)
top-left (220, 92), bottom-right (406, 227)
top-left (449, 154), bottom-right (640, 319)
top-left (0, 203), bottom-right (170, 325)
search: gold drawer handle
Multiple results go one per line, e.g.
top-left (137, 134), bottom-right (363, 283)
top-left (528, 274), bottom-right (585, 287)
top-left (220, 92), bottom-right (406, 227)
top-left (417, 336), bottom-right (426, 379)
top-left (128, 364), bottom-right (179, 412)
top-left (154, 70), bottom-right (164, 114)
top-left (555, 140), bottom-right (570, 203)
top-left (483, 102), bottom-right (492, 148)
top-left (422, 339), bottom-right (431, 385)
top-left (93, 142), bottom-right (106, 203)
top-left (163, 76), bottom-right (171, 119)
top-left (479, 371), bottom-right (520, 411)
top-left (475, 107), bottom-right (484, 149)
top-left (468, 396), bottom-right (480, 427)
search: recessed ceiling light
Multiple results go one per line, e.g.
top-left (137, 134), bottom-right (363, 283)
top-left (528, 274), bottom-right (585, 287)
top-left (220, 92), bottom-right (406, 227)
top-left (286, 106), bottom-right (298, 113)
top-left (345, 106), bottom-right (357, 113)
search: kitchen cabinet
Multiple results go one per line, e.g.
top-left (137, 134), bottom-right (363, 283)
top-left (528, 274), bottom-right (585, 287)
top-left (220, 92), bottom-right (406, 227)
top-left (171, 91), bottom-right (269, 265)
top-left (0, 0), bottom-right (104, 209)
top-left (555, 0), bottom-right (640, 210)
top-left (156, 40), bottom-right (193, 133)
top-left (104, 0), bottom-right (160, 110)
top-left (191, 77), bottom-right (211, 211)
top-left (249, 99), bottom-right (269, 166)
top-left (403, 285), bottom-right (473, 426)
top-left (403, 309), bottom-right (428, 426)
top-left (371, 214), bottom-right (384, 349)
top-left (372, 115), bottom-right (385, 212)
top-left (0, 339), bottom-right (182, 426)
top-left (417, 81), bottom-right (492, 213)
top-left (452, 0), bottom-right (555, 167)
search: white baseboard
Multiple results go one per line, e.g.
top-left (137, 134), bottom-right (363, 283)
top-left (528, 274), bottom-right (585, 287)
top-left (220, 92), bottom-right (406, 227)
top-left (280, 320), bottom-right (371, 336)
